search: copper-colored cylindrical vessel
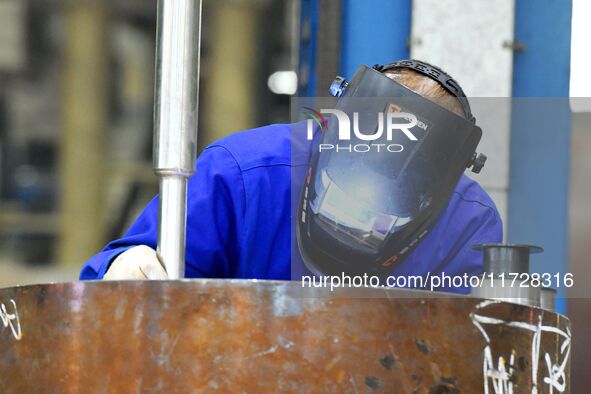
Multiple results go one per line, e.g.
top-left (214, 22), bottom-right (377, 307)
top-left (0, 280), bottom-right (571, 393)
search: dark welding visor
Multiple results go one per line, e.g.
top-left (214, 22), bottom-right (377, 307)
top-left (297, 64), bottom-right (486, 277)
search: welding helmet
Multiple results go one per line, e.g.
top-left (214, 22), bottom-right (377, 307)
top-left (296, 60), bottom-right (487, 277)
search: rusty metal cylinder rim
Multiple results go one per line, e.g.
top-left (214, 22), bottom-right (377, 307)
top-left (0, 279), bottom-right (571, 393)
top-left (0, 279), bottom-right (569, 318)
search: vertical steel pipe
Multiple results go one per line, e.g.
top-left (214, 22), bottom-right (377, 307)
top-left (153, 0), bottom-right (202, 278)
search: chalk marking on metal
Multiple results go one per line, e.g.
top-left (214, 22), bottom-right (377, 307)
top-left (0, 299), bottom-right (22, 341)
top-left (470, 300), bottom-right (571, 394)
top-left (250, 345), bottom-right (278, 358)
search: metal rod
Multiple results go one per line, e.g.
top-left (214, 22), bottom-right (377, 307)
top-left (153, 0), bottom-right (202, 278)
top-left (158, 177), bottom-right (188, 279)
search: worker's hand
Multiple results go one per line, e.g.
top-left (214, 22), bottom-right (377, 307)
top-left (103, 245), bottom-right (168, 280)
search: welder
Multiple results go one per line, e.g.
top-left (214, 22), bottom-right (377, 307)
top-left (80, 59), bottom-right (502, 293)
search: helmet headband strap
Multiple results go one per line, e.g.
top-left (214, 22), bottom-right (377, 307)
top-left (373, 60), bottom-right (476, 123)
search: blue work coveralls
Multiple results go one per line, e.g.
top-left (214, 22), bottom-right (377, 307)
top-left (80, 123), bottom-right (502, 293)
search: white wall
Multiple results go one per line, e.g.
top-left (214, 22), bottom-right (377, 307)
top-left (410, 0), bottom-right (515, 235)
top-left (570, 0), bottom-right (591, 112)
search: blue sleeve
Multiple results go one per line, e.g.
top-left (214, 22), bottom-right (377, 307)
top-left (431, 195), bottom-right (503, 294)
top-left (79, 145), bottom-right (245, 279)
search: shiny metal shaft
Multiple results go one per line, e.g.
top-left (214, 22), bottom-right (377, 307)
top-left (153, 0), bottom-right (202, 278)
top-left (158, 177), bottom-right (188, 279)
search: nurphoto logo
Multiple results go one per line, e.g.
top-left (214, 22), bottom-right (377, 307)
top-left (304, 104), bottom-right (423, 153)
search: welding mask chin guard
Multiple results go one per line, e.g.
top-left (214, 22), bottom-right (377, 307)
top-left (296, 64), bottom-right (486, 278)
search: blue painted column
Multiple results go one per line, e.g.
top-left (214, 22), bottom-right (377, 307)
top-left (340, 0), bottom-right (411, 78)
top-left (299, 0), bottom-right (411, 94)
top-left (509, 1), bottom-right (572, 313)
top-left (297, 0), bottom-right (319, 97)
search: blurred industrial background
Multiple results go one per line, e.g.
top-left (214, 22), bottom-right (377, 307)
top-left (0, 0), bottom-right (296, 278)
top-left (0, 0), bottom-right (589, 390)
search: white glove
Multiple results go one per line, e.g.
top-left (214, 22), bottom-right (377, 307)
top-left (103, 245), bottom-right (168, 280)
